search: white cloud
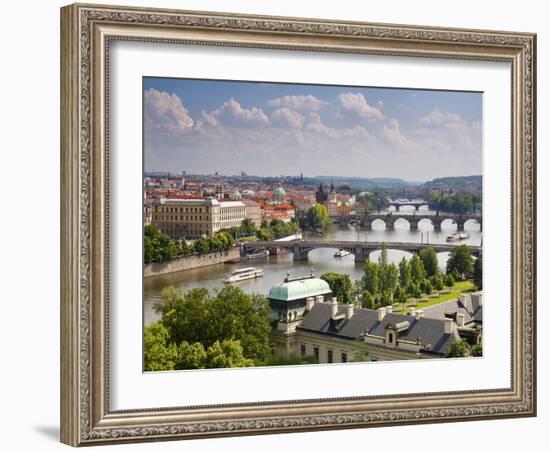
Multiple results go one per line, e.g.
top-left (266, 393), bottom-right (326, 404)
top-left (419, 108), bottom-right (466, 127)
top-left (383, 118), bottom-right (417, 149)
top-left (205, 97), bottom-right (270, 128)
top-left (305, 113), bottom-right (371, 139)
top-left (337, 92), bottom-right (385, 121)
top-left (266, 95), bottom-right (328, 112)
top-left (144, 88), bottom-right (194, 136)
top-left (270, 108), bottom-right (305, 129)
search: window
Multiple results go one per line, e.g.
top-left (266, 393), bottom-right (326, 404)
top-left (327, 350), bottom-right (333, 363)
top-left (313, 347), bottom-right (319, 363)
top-left (300, 344), bottom-right (306, 358)
top-left (341, 352), bottom-right (347, 363)
top-left (388, 332), bottom-right (393, 344)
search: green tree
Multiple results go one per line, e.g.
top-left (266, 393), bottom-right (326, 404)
top-left (398, 257), bottom-right (412, 289)
top-left (192, 238), bottom-right (210, 255)
top-left (419, 247), bottom-right (439, 277)
top-left (473, 253), bottom-right (483, 290)
top-left (144, 322), bottom-right (178, 371)
top-left (304, 204), bottom-right (330, 232)
top-left (321, 272), bottom-right (353, 303)
top-left (240, 218), bottom-right (256, 236)
top-left (431, 272), bottom-right (445, 291)
top-left (256, 227), bottom-right (274, 241)
top-left (144, 235), bottom-right (154, 263)
top-left (362, 260), bottom-right (380, 295)
top-left (444, 273), bottom-right (456, 287)
top-left (176, 341), bottom-right (207, 370)
top-left (361, 291), bottom-right (375, 309)
top-left (410, 253), bottom-right (426, 283)
top-left (157, 286), bottom-right (273, 366)
top-left (420, 278), bottom-right (433, 295)
top-left (446, 339), bottom-right (471, 358)
top-left (205, 340), bottom-right (254, 368)
top-left (378, 242), bottom-right (389, 265)
top-left (394, 285), bottom-right (407, 311)
top-left (379, 263), bottom-right (399, 293)
top-left (379, 289), bottom-right (393, 307)
top-left (446, 245), bottom-right (473, 279)
top-left (471, 342), bottom-right (483, 357)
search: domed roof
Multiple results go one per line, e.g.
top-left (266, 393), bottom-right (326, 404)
top-left (233, 190), bottom-right (242, 199)
top-left (268, 275), bottom-right (332, 301)
top-left (358, 191), bottom-right (370, 197)
top-left (273, 186), bottom-right (286, 197)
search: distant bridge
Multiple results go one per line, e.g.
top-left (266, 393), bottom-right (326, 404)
top-left (339, 212), bottom-right (482, 231)
top-left (388, 200), bottom-right (429, 211)
top-left (242, 239), bottom-right (481, 263)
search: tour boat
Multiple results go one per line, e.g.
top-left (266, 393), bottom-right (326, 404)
top-left (223, 267), bottom-right (264, 283)
top-left (247, 250), bottom-right (270, 259)
top-left (446, 231), bottom-right (471, 242)
top-left (334, 249), bottom-right (351, 258)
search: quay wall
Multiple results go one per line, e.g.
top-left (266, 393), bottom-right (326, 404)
top-left (144, 247), bottom-right (240, 278)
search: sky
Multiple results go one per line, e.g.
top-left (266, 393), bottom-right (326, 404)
top-left (143, 77), bottom-right (482, 181)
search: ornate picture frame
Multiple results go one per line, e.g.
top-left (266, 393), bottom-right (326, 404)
top-left (60, 3), bottom-right (536, 446)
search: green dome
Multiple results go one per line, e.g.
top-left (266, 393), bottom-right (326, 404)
top-left (268, 276), bottom-right (332, 301)
top-left (273, 186), bottom-right (286, 197)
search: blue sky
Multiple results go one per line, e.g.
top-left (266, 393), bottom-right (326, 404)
top-left (143, 77), bottom-right (482, 181)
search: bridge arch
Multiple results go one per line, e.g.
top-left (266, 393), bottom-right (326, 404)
top-left (440, 218), bottom-right (458, 230)
top-left (417, 218), bottom-right (435, 229)
top-left (464, 218), bottom-right (482, 230)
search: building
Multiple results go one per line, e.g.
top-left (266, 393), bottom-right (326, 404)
top-left (267, 275), bottom-right (480, 362)
top-left (241, 199), bottom-right (262, 227)
top-left (151, 198), bottom-right (246, 239)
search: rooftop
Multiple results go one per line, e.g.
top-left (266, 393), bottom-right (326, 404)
top-left (268, 274), bottom-right (332, 302)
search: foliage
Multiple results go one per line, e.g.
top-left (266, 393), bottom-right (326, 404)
top-left (303, 204), bottom-right (330, 232)
top-left (471, 342), bottom-right (483, 357)
top-left (473, 253), bottom-right (483, 290)
top-left (419, 247), bottom-right (439, 277)
top-left (431, 272), bottom-right (445, 291)
top-left (255, 218), bottom-right (298, 240)
top-left (356, 191), bottom-right (389, 213)
top-left (144, 322), bottom-right (178, 371)
top-left (379, 262), bottom-right (399, 293)
top-left (321, 272), bottom-right (353, 304)
top-left (361, 260), bottom-right (380, 295)
top-left (428, 192), bottom-right (482, 214)
top-left (446, 245), bottom-right (473, 279)
top-left (394, 285), bottom-right (407, 309)
top-left (446, 339), bottom-right (471, 358)
top-left (398, 257), bottom-right (412, 289)
top-left (240, 218), bottom-right (257, 236)
top-left (144, 224), bottom-right (191, 263)
top-left (419, 278), bottom-right (433, 295)
top-left (155, 285), bottom-right (273, 366)
top-left (444, 273), bottom-right (456, 287)
top-left (409, 253), bottom-right (426, 283)
top-left (379, 289), bottom-right (393, 307)
top-left (205, 340), bottom-right (254, 368)
top-left (361, 291), bottom-right (376, 310)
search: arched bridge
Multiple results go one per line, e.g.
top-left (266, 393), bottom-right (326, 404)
top-left (339, 212), bottom-right (482, 231)
top-left (242, 239), bottom-right (481, 263)
top-left (388, 200), bottom-right (429, 211)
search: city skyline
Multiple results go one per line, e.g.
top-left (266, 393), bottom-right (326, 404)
top-left (144, 77), bottom-right (482, 181)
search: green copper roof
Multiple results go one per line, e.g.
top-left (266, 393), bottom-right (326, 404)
top-left (273, 186), bottom-right (286, 197)
top-left (268, 276), bottom-right (332, 301)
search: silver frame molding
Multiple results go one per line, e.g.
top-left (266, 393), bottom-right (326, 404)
top-left (60, 3), bottom-right (536, 446)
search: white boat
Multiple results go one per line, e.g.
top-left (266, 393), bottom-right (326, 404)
top-left (247, 250), bottom-right (270, 259)
top-left (334, 249), bottom-right (351, 258)
top-left (446, 231), bottom-right (471, 242)
top-left (223, 267), bottom-right (264, 283)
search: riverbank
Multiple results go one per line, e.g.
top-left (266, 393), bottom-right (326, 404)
top-left (144, 247), bottom-right (240, 278)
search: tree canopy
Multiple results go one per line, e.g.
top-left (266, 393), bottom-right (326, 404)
top-left (303, 204), bottom-right (330, 232)
top-left (446, 245), bottom-right (473, 279)
top-left (321, 272), bottom-right (353, 304)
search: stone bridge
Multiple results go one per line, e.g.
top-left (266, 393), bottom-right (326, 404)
top-left (339, 212), bottom-right (482, 231)
top-left (242, 239), bottom-right (481, 263)
top-left (388, 200), bottom-right (429, 211)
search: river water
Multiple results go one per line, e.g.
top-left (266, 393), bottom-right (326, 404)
top-left (144, 207), bottom-right (482, 325)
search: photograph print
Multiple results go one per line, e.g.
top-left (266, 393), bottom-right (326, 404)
top-left (143, 77), bottom-right (483, 372)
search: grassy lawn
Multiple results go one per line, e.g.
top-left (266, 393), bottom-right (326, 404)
top-left (237, 235), bottom-right (258, 242)
top-left (396, 280), bottom-right (476, 314)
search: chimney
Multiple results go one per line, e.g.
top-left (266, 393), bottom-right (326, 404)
top-left (386, 305), bottom-right (393, 314)
top-left (456, 312), bottom-right (465, 327)
top-left (331, 297), bottom-right (339, 319)
top-left (344, 303), bottom-right (354, 320)
top-left (306, 297), bottom-right (315, 311)
top-left (459, 294), bottom-right (470, 309)
top-left (472, 292), bottom-right (483, 306)
top-left (315, 295), bottom-right (324, 304)
top-left (377, 307), bottom-right (386, 322)
top-left (415, 309), bottom-right (424, 319)
top-left (444, 318), bottom-right (455, 334)
top-left (409, 308), bottom-right (416, 318)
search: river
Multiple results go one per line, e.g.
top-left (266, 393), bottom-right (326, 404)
top-left (144, 207), bottom-right (482, 325)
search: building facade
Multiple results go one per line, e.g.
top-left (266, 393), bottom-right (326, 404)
top-left (151, 198), bottom-right (247, 239)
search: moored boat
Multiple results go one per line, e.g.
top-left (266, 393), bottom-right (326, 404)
top-left (334, 249), bottom-right (351, 258)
